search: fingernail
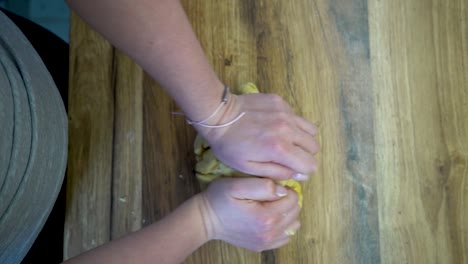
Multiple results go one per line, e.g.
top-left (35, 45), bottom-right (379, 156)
top-left (276, 185), bottom-right (288, 197)
top-left (284, 229), bottom-right (296, 236)
top-left (292, 173), bottom-right (309, 181)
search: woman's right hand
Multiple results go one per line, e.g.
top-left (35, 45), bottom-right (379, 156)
top-left (199, 92), bottom-right (319, 182)
top-left (198, 177), bottom-right (301, 252)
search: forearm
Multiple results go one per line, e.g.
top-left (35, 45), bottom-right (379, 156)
top-left (67, 0), bottom-right (224, 122)
top-left (64, 195), bottom-right (209, 264)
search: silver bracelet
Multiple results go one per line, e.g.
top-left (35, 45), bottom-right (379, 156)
top-left (173, 85), bottom-right (246, 128)
top-left (186, 86), bottom-right (230, 125)
top-left (191, 112), bottom-right (246, 128)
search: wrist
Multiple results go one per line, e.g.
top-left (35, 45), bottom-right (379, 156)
top-left (181, 194), bottom-right (212, 245)
top-left (195, 192), bottom-right (220, 241)
top-left (182, 79), bottom-right (225, 123)
top-left (193, 91), bottom-right (242, 142)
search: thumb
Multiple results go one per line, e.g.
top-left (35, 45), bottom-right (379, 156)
top-left (227, 178), bottom-right (289, 201)
top-left (246, 161), bottom-right (310, 181)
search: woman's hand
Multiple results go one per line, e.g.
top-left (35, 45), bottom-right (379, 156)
top-left (198, 177), bottom-right (301, 252)
top-left (198, 93), bottom-right (320, 181)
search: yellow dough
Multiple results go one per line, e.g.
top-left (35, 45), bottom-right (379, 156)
top-left (194, 83), bottom-right (303, 207)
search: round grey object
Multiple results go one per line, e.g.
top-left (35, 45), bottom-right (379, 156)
top-left (0, 10), bottom-right (68, 263)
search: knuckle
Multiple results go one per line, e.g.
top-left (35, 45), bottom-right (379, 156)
top-left (273, 113), bottom-right (294, 134)
top-left (292, 205), bottom-right (301, 218)
top-left (290, 191), bottom-right (300, 204)
top-left (256, 215), bottom-right (275, 233)
top-left (269, 141), bottom-right (289, 156)
top-left (309, 158), bottom-right (318, 172)
top-left (272, 119), bottom-right (290, 134)
top-left (234, 160), bottom-right (252, 173)
top-left (269, 94), bottom-right (292, 112)
top-left (298, 158), bottom-right (316, 174)
top-left (269, 94), bottom-right (284, 106)
top-left (262, 180), bottom-right (276, 195)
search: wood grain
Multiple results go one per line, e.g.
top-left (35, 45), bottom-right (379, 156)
top-left (64, 12), bottom-right (114, 258)
top-left (370, 0), bottom-right (468, 263)
top-left (111, 51), bottom-right (144, 239)
top-left (65, 0), bottom-right (467, 263)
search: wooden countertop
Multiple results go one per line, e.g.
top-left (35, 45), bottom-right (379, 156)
top-left (64, 1), bottom-right (468, 263)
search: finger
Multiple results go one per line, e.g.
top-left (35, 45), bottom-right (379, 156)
top-left (261, 219), bottom-right (301, 251)
top-left (262, 189), bottom-right (300, 215)
top-left (294, 129), bottom-right (320, 155)
top-left (225, 177), bottom-right (290, 201)
top-left (283, 220), bottom-right (301, 237)
top-left (294, 116), bottom-right (318, 136)
top-left (245, 161), bottom-right (298, 181)
top-left (264, 197), bottom-right (301, 233)
top-left (268, 144), bottom-right (317, 175)
top-left (278, 205), bottom-right (301, 231)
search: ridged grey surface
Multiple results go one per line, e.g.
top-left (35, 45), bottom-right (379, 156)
top-left (0, 10), bottom-right (68, 263)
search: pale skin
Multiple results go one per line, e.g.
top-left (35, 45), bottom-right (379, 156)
top-left (64, 178), bottom-right (300, 264)
top-left (64, 0), bottom-right (320, 262)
